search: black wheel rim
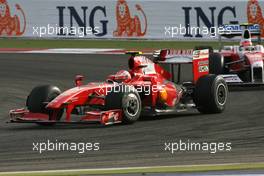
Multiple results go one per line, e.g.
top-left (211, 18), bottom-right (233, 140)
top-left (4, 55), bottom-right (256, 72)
top-left (123, 93), bottom-right (139, 117)
top-left (216, 83), bottom-right (227, 106)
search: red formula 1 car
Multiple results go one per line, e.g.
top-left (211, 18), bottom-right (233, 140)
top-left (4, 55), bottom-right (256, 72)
top-left (196, 24), bottom-right (264, 88)
top-left (9, 50), bottom-right (228, 126)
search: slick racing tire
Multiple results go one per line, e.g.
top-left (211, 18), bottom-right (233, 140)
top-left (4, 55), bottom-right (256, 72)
top-left (105, 85), bottom-right (141, 124)
top-left (194, 74), bottom-right (228, 114)
top-left (27, 85), bottom-right (63, 125)
top-left (194, 46), bottom-right (225, 74)
top-left (209, 52), bottom-right (226, 75)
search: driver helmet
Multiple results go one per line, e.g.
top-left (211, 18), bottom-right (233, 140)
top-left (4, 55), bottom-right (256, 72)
top-left (240, 29), bottom-right (252, 47)
top-left (112, 70), bottom-right (131, 83)
top-left (240, 40), bottom-right (252, 47)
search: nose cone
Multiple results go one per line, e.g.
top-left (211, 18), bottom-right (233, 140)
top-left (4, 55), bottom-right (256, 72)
top-left (46, 86), bottom-right (88, 109)
top-left (243, 29), bottom-right (251, 39)
top-left (240, 29), bottom-right (252, 46)
top-left (46, 82), bottom-right (112, 109)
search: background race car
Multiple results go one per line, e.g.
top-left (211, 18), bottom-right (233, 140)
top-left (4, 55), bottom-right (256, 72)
top-left (195, 24), bottom-right (264, 88)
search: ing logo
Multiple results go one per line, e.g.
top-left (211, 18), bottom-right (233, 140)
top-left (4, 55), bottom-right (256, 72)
top-left (247, 0), bottom-right (264, 37)
top-left (113, 0), bottom-right (147, 37)
top-left (0, 0), bottom-right (26, 36)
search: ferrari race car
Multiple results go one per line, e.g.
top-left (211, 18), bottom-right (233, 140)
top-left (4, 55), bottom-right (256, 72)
top-left (9, 50), bottom-right (228, 126)
top-left (196, 24), bottom-right (264, 88)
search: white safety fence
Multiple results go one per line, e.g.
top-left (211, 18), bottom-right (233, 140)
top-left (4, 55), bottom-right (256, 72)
top-left (0, 0), bottom-right (263, 40)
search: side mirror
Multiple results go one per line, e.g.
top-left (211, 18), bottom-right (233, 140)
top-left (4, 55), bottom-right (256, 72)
top-left (75, 75), bottom-right (84, 87)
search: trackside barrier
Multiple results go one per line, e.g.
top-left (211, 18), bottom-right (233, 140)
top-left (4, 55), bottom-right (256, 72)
top-left (1, 0), bottom-right (263, 40)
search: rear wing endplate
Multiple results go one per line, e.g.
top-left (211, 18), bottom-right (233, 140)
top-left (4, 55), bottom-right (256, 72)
top-left (153, 49), bottom-right (209, 83)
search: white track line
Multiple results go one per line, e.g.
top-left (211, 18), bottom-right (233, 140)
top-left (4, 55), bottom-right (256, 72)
top-left (23, 48), bottom-right (122, 54)
top-left (0, 48), bottom-right (154, 55)
top-left (0, 162), bottom-right (263, 175)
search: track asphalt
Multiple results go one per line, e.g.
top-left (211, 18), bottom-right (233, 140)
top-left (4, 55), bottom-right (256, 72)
top-left (0, 53), bottom-right (263, 172)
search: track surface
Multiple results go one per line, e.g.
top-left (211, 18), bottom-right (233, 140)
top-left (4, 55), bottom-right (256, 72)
top-left (0, 53), bottom-right (264, 172)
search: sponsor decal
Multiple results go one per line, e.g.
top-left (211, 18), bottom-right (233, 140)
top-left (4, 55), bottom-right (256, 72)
top-left (199, 65), bottom-right (209, 73)
top-left (0, 0), bottom-right (26, 36)
top-left (108, 112), bottom-right (119, 121)
top-left (222, 75), bottom-right (243, 83)
top-left (198, 59), bottom-right (209, 73)
top-left (247, 0), bottom-right (264, 38)
top-left (193, 50), bottom-right (209, 60)
top-left (57, 5), bottom-right (108, 37)
top-left (198, 60), bottom-right (209, 66)
top-left (113, 0), bottom-right (147, 37)
top-left (182, 5), bottom-right (238, 38)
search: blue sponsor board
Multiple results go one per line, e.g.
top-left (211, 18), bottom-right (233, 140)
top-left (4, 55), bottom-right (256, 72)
top-left (222, 24), bottom-right (260, 34)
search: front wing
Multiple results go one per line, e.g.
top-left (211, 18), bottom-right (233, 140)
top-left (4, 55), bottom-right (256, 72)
top-left (9, 108), bottom-right (123, 125)
top-left (221, 74), bottom-right (264, 91)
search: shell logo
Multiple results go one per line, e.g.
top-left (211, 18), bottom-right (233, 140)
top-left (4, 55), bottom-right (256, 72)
top-left (247, 0), bottom-right (264, 37)
top-left (113, 0), bottom-right (147, 37)
top-left (0, 0), bottom-right (26, 36)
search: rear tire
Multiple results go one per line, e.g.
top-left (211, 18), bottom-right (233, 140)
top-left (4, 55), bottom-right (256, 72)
top-left (194, 75), bottom-right (228, 114)
top-left (194, 46), bottom-right (226, 74)
top-left (209, 53), bottom-right (226, 75)
top-left (27, 85), bottom-right (63, 125)
top-left (105, 85), bottom-right (141, 124)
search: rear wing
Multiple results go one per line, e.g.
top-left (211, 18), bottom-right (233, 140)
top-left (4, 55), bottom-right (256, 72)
top-left (220, 23), bottom-right (261, 37)
top-left (219, 24), bottom-right (261, 49)
top-left (153, 49), bottom-right (209, 83)
top-left (153, 49), bottom-right (193, 64)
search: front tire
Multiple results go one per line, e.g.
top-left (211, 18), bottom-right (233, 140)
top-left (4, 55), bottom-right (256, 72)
top-left (27, 85), bottom-right (63, 125)
top-left (105, 85), bottom-right (141, 124)
top-left (194, 75), bottom-right (228, 114)
top-left (209, 53), bottom-right (226, 75)
top-left (194, 46), bottom-right (226, 74)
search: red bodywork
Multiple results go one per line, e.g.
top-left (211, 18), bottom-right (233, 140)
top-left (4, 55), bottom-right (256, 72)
top-left (10, 50), bottom-right (209, 125)
top-left (220, 45), bottom-right (264, 73)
